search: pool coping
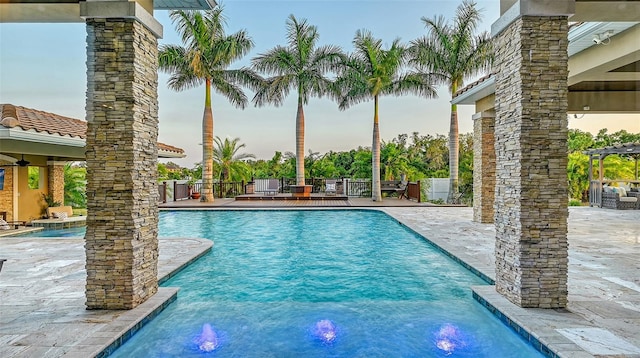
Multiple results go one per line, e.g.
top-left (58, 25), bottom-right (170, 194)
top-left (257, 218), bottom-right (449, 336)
top-left (471, 286), bottom-right (593, 358)
top-left (379, 208), bottom-right (602, 358)
top-left (67, 239), bottom-right (213, 358)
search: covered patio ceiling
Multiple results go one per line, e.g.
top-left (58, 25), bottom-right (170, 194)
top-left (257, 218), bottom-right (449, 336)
top-left (453, 19), bottom-right (640, 113)
top-left (0, 0), bottom-right (216, 22)
top-left (500, 0), bottom-right (640, 22)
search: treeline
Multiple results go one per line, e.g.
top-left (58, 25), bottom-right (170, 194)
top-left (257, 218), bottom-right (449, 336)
top-left (568, 129), bottom-right (640, 201)
top-left (159, 131), bottom-right (472, 202)
top-left (64, 128), bottom-right (639, 208)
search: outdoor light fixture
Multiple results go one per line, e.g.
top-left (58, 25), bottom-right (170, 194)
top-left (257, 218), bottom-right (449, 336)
top-left (572, 105), bottom-right (590, 119)
top-left (592, 30), bottom-right (613, 45)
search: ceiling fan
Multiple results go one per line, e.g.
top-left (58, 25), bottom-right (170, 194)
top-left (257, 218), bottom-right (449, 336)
top-left (0, 154), bottom-right (30, 168)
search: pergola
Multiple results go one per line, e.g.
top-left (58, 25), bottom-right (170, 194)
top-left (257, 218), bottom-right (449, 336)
top-left (585, 142), bottom-right (640, 207)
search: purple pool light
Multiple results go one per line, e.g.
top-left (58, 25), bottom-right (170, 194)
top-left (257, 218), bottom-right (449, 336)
top-left (195, 323), bottom-right (219, 352)
top-left (313, 319), bottom-right (337, 344)
top-left (435, 323), bottom-right (466, 355)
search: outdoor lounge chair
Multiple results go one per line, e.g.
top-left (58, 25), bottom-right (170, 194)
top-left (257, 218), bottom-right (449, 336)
top-left (265, 179), bottom-right (279, 196)
top-left (602, 187), bottom-right (639, 210)
top-left (325, 179), bottom-right (337, 196)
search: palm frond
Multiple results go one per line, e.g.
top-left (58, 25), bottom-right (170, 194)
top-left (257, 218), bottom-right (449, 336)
top-left (386, 72), bottom-right (437, 98)
top-left (212, 72), bottom-right (249, 109)
top-left (226, 67), bottom-right (265, 93)
top-left (252, 74), bottom-right (295, 107)
top-left (158, 44), bottom-right (190, 74)
top-left (287, 14), bottom-right (318, 67)
top-left (252, 46), bottom-right (297, 75)
top-left (250, 15), bottom-right (344, 107)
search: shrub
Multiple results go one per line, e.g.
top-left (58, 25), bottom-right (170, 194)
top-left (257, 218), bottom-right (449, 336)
top-left (568, 199), bottom-right (583, 206)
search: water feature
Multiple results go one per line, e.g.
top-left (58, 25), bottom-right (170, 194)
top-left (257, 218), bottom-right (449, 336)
top-left (34, 210), bottom-right (542, 357)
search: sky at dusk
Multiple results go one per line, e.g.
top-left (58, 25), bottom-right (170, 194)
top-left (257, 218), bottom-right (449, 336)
top-left (1, 0), bottom-right (638, 167)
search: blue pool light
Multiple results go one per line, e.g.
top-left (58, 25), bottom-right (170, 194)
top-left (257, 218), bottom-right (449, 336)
top-left (435, 323), bottom-right (467, 355)
top-left (195, 323), bottom-right (219, 352)
top-left (313, 319), bottom-right (337, 344)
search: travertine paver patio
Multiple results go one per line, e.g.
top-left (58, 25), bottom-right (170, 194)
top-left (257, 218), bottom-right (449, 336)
top-left (0, 206), bottom-right (638, 357)
top-left (0, 237), bottom-right (212, 357)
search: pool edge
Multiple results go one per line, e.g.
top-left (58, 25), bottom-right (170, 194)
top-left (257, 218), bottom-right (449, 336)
top-left (472, 286), bottom-right (590, 358)
top-left (158, 241), bottom-right (213, 285)
top-left (68, 239), bottom-right (213, 358)
top-left (381, 209), bottom-right (588, 358)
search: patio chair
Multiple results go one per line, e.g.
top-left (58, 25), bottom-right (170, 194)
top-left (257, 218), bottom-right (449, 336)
top-left (325, 179), bottom-right (337, 196)
top-left (265, 179), bottom-right (279, 196)
top-left (602, 186), bottom-right (638, 210)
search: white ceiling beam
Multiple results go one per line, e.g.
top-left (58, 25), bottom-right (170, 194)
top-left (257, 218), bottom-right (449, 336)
top-left (571, 1), bottom-right (640, 22)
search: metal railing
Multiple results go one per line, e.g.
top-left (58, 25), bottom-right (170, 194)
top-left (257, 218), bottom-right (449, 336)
top-left (174, 182), bottom-right (190, 201)
top-left (407, 181), bottom-right (421, 202)
top-left (344, 179), bottom-right (371, 197)
top-left (589, 180), bottom-right (601, 207)
top-left (160, 177), bottom-right (423, 201)
top-left (158, 182), bottom-right (167, 203)
top-left (214, 181), bottom-right (245, 198)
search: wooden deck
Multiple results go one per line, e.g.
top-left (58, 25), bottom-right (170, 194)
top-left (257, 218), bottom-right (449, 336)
top-left (235, 193), bottom-right (349, 201)
top-left (159, 196), bottom-right (441, 208)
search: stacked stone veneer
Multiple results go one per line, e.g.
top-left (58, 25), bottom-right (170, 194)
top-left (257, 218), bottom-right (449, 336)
top-left (493, 16), bottom-right (569, 308)
top-left (473, 113), bottom-right (496, 223)
top-left (48, 164), bottom-right (65, 206)
top-left (85, 18), bottom-right (159, 310)
top-left (0, 164), bottom-right (14, 220)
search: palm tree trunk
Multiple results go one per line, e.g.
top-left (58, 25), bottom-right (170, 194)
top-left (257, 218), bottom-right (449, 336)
top-left (201, 78), bottom-right (214, 202)
top-left (296, 96), bottom-right (305, 186)
top-left (372, 95), bottom-right (382, 201)
top-left (447, 102), bottom-right (459, 203)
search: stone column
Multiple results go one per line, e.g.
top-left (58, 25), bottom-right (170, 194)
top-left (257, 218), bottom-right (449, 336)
top-left (0, 161), bottom-right (15, 220)
top-left (492, 1), bottom-right (573, 308)
top-left (82, 1), bottom-right (162, 310)
top-left (47, 161), bottom-right (66, 206)
top-left (473, 111), bottom-right (496, 223)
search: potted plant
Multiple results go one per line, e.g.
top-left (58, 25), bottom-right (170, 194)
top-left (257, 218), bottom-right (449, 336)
top-left (41, 193), bottom-right (62, 218)
top-left (188, 178), bottom-right (201, 199)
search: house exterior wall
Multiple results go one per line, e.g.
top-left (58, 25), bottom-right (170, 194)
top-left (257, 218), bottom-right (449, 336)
top-left (476, 94), bottom-right (495, 113)
top-left (17, 162), bottom-right (48, 221)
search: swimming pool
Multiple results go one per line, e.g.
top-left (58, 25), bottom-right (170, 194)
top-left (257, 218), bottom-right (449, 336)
top-left (17, 226), bottom-right (86, 237)
top-left (51, 210), bottom-right (542, 357)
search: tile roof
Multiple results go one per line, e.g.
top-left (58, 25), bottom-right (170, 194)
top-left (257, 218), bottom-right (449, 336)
top-left (0, 104), bottom-right (184, 155)
top-left (1, 104), bottom-right (87, 138)
top-left (452, 73), bottom-right (494, 99)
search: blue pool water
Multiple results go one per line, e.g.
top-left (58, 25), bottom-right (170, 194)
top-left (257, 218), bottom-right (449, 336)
top-left (18, 227), bottom-right (86, 237)
top-left (39, 210), bottom-right (541, 357)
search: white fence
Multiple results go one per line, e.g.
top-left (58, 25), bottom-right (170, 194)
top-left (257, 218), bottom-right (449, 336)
top-left (423, 178), bottom-right (449, 202)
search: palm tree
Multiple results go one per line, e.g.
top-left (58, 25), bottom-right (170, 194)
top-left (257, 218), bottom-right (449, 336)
top-left (335, 30), bottom-right (436, 201)
top-left (158, 8), bottom-right (260, 202)
top-left (408, 0), bottom-right (493, 203)
top-left (213, 136), bottom-right (255, 182)
top-left (251, 15), bottom-right (344, 186)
